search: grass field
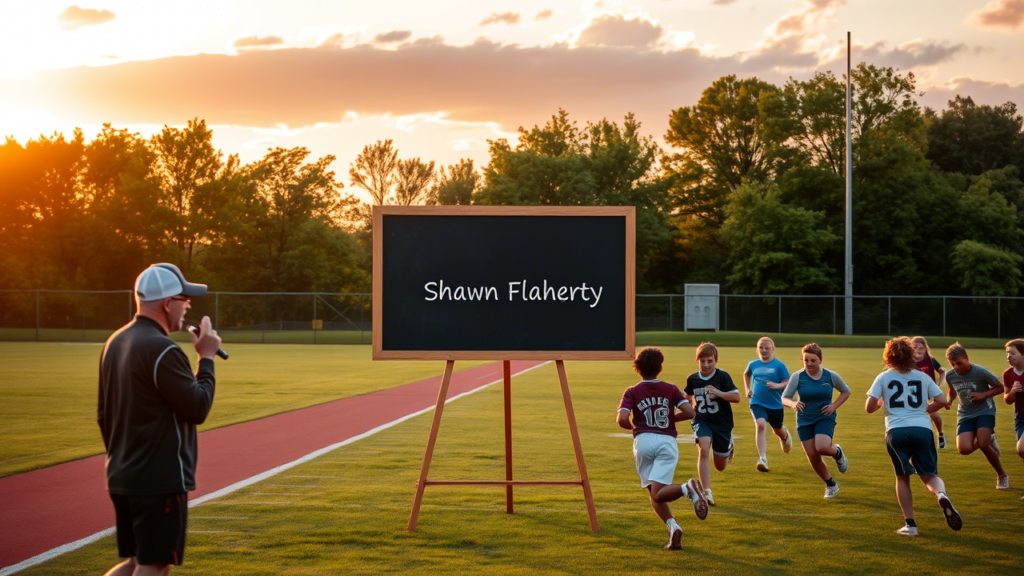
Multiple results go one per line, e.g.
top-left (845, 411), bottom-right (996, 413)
top-left (0, 342), bottom-right (487, 477)
top-left (8, 344), bottom-right (1024, 575)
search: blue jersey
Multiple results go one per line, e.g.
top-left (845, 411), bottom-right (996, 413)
top-left (783, 369), bottom-right (850, 427)
top-left (745, 358), bottom-right (791, 410)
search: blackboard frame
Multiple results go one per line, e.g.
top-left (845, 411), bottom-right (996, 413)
top-left (372, 205), bottom-right (635, 360)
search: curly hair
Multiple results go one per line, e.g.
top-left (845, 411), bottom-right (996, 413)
top-left (801, 342), bottom-right (823, 361)
top-left (633, 347), bottom-right (664, 380)
top-left (695, 342), bottom-right (718, 361)
top-left (883, 337), bottom-right (916, 373)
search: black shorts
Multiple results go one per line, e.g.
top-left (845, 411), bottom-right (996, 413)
top-left (110, 492), bottom-right (188, 566)
top-left (885, 427), bottom-right (938, 477)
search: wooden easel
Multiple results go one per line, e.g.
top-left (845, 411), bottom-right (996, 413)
top-left (407, 359), bottom-right (600, 532)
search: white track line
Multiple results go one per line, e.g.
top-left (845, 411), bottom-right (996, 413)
top-left (0, 361), bottom-right (549, 576)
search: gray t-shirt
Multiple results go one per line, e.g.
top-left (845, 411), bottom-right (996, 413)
top-left (946, 364), bottom-right (1000, 418)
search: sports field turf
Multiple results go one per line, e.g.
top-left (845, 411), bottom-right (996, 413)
top-left (9, 344), bottom-right (1024, 575)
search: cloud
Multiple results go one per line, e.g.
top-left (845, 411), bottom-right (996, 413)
top-left (712, 0), bottom-right (738, 5)
top-left (57, 5), bottom-right (115, 30)
top-left (819, 39), bottom-right (969, 70)
top-left (480, 12), bottom-right (520, 26)
top-left (535, 9), bottom-right (553, 21)
top-left (233, 36), bottom-right (284, 49)
top-left (918, 76), bottom-right (1024, 111)
top-left (375, 30), bottom-right (412, 43)
top-left (576, 14), bottom-right (663, 49)
top-left (970, 0), bottom-right (1024, 29)
top-left (319, 34), bottom-right (345, 49)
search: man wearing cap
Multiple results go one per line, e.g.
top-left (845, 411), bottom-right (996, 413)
top-left (98, 263), bottom-right (222, 575)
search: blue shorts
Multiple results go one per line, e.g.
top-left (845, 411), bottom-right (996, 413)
top-left (797, 419), bottom-right (836, 442)
top-left (692, 422), bottom-right (733, 458)
top-left (885, 427), bottom-right (938, 476)
top-left (956, 414), bottom-right (996, 436)
top-left (1015, 414), bottom-right (1023, 441)
top-left (750, 404), bottom-right (784, 430)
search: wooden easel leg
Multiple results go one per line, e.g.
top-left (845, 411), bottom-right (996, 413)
top-left (503, 360), bottom-right (513, 513)
top-left (555, 360), bottom-right (600, 532)
top-left (407, 360), bottom-right (455, 531)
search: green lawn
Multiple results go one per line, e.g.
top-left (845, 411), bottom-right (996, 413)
top-left (0, 342), bottom-right (486, 477)
top-left (14, 346), bottom-right (1024, 575)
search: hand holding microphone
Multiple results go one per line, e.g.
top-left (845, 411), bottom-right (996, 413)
top-left (188, 316), bottom-right (227, 360)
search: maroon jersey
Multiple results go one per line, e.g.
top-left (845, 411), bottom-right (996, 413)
top-left (916, 357), bottom-right (942, 382)
top-left (1002, 367), bottom-right (1024, 415)
top-left (618, 380), bottom-right (688, 438)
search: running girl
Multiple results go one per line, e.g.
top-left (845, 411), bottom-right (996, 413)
top-left (782, 343), bottom-right (851, 499)
top-left (866, 337), bottom-right (962, 537)
top-left (743, 337), bottom-right (793, 472)
top-left (912, 336), bottom-right (948, 448)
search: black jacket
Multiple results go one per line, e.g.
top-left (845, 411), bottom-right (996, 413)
top-left (98, 315), bottom-right (216, 495)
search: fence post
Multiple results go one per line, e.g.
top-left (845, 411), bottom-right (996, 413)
top-left (887, 296), bottom-right (891, 335)
top-left (35, 290), bottom-right (40, 341)
top-left (313, 293), bottom-right (318, 345)
top-left (261, 294), bottom-right (266, 344)
top-left (669, 295), bottom-right (673, 332)
top-left (778, 296), bottom-right (782, 334)
top-left (942, 297), bottom-right (946, 337)
top-left (997, 297), bottom-right (1001, 339)
top-left (833, 296), bottom-right (836, 335)
top-left (723, 295), bottom-right (727, 332)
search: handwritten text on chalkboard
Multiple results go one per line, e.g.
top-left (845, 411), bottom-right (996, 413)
top-left (424, 280), bottom-right (604, 308)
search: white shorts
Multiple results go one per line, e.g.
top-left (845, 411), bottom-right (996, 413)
top-left (633, 433), bottom-right (679, 488)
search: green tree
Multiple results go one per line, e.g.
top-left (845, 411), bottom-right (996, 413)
top-left (926, 96), bottom-right (1024, 175)
top-left (721, 180), bottom-right (838, 294)
top-left (427, 159), bottom-right (479, 205)
top-left (950, 240), bottom-right (1023, 296)
top-left (394, 158), bottom-right (435, 206)
top-left (663, 76), bottom-right (789, 225)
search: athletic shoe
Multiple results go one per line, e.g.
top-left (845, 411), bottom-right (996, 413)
top-left (997, 475), bottom-right (1010, 490)
top-left (938, 433), bottom-right (946, 449)
top-left (703, 488), bottom-right (715, 506)
top-left (824, 483), bottom-right (840, 499)
top-left (781, 427), bottom-right (792, 454)
top-left (991, 435), bottom-right (1001, 457)
top-left (938, 493), bottom-right (962, 531)
top-left (686, 478), bottom-right (709, 520)
top-left (835, 444), bottom-right (849, 474)
top-left (896, 525), bottom-right (919, 537)
top-left (756, 457), bottom-right (769, 472)
top-left (666, 526), bottom-right (683, 550)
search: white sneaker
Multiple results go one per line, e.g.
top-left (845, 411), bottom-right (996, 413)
top-left (686, 478), bottom-right (708, 520)
top-left (780, 427), bottom-right (792, 454)
top-left (703, 488), bottom-right (715, 506)
top-left (835, 445), bottom-right (849, 474)
top-left (824, 483), bottom-right (840, 499)
top-left (666, 526), bottom-right (683, 550)
top-left (896, 525), bottom-right (918, 537)
top-left (756, 457), bottom-right (769, 472)
top-left (997, 475), bottom-right (1010, 490)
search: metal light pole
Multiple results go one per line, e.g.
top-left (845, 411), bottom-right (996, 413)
top-left (844, 31), bottom-right (854, 335)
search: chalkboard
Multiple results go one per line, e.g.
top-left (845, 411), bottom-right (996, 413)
top-left (373, 206), bottom-right (635, 360)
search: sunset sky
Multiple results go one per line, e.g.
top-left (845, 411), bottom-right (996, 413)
top-left (2, 0), bottom-right (1022, 202)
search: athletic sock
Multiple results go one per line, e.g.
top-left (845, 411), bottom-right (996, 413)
top-left (666, 518), bottom-right (680, 532)
top-left (680, 483), bottom-right (690, 499)
top-left (905, 519), bottom-right (917, 528)
top-left (825, 478), bottom-right (837, 487)
top-left (833, 446), bottom-right (843, 460)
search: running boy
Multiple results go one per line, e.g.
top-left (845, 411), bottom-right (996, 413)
top-left (945, 342), bottom-right (1009, 489)
top-left (782, 343), bottom-right (851, 499)
top-left (912, 336), bottom-right (948, 448)
top-left (684, 342), bottom-right (740, 506)
top-left (866, 337), bottom-right (962, 537)
top-left (1002, 339), bottom-right (1024, 494)
top-left (744, 337), bottom-right (793, 472)
top-left (618, 347), bottom-right (709, 550)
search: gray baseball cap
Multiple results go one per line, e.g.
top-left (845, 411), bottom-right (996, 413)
top-left (134, 263), bottom-right (208, 302)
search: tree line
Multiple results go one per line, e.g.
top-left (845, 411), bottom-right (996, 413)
top-left (1, 62), bottom-right (1023, 297)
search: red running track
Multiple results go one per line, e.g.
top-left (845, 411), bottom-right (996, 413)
top-left (0, 360), bottom-right (547, 571)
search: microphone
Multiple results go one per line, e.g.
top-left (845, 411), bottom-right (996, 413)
top-left (187, 324), bottom-right (229, 360)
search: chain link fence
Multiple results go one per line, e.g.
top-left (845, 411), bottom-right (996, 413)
top-left (1, 290), bottom-right (1021, 343)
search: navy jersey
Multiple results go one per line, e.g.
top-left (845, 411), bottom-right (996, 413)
top-left (684, 369), bottom-right (737, 434)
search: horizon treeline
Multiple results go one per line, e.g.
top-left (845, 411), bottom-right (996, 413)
top-left (2, 62), bottom-right (1024, 297)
